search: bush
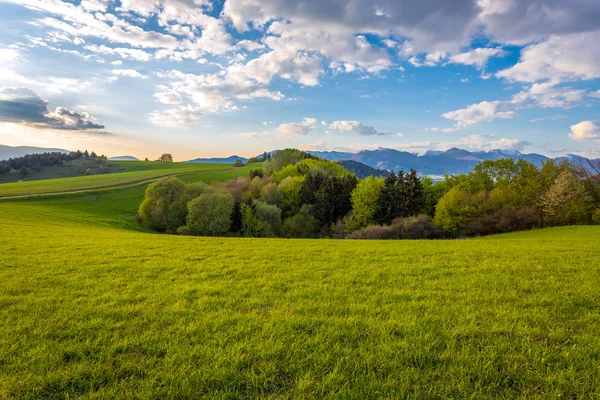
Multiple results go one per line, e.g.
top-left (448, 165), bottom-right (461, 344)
top-left (138, 177), bottom-right (186, 231)
top-left (469, 207), bottom-right (542, 236)
top-left (186, 192), bottom-right (235, 236)
top-left (346, 215), bottom-right (443, 240)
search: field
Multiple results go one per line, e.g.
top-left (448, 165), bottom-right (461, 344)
top-left (1, 164), bottom-right (600, 398)
top-left (0, 162), bottom-right (255, 197)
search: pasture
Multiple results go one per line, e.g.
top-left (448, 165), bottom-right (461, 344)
top-left (0, 165), bottom-right (599, 398)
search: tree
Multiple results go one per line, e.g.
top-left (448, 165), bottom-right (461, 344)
top-left (138, 177), bottom-right (186, 231)
top-left (166, 182), bottom-right (212, 231)
top-left (283, 205), bottom-right (320, 238)
top-left (346, 176), bottom-right (384, 232)
top-left (186, 192), bottom-right (235, 236)
top-left (374, 170), bottom-right (424, 225)
top-left (542, 170), bottom-right (593, 226)
top-left (241, 203), bottom-right (262, 237)
top-left (230, 202), bottom-right (243, 234)
top-left (260, 182), bottom-right (283, 207)
top-left (233, 159), bottom-right (244, 167)
top-left (253, 200), bottom-right (283, 237)
top-left (159, 153), bottom-right (174, 163)
top-left (85, 168), bottom-right (91, 175)
top-left (433, 187), bottom-right (477, 234)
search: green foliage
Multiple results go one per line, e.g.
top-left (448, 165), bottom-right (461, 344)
top-left (158, 153), bottom-right (173, 162)
top-left (346, 176), bottom-right (384, 232)
top-left (279, 176), bottom-right (304, 218)
top-left (264, 148), bottom-right (315, 172)
top-left (185, 191), bottom-right (235, 236)
top-left (138, 177), bottom-right (186, 231)
top-left (259, 182), bottom-right (283, 207)
top-left (433, 187), bottom-right (477, 234)
top-left (253, 200), bottom-right (283, 237)
top-left (282, 205), bottom-right (321, 238)
top-left (542, 170), bottom-right (593, 226)
top-left (241, 203), bottom-right (262, 237)
top-left (166, 182), bottom-right (212, 231)
top-left (374, 170), bottom-right (425, 225)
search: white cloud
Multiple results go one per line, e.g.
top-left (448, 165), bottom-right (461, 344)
top-left (590, 90), bottom-right (600, 99)
top-left (298, 141), bottom-right (327, 151)
top-left (568, 120), bottom-right (600, 141)
top-left (442, 101), bottom-right (516, 131)
top-left (149, 106), bottom-right (203, 126)
top-left (459, 134), bottom-right (530, 152)
top-left (112, 69), bottom-right (148, 79)
top-left (327, 120), bottom-right (397, 136)
top-left (450, 47), bottom-right (507, 68)
top-left (274, 117), bottom-right (318, 140)
top-left (0, 47), bottom-right (20, 63)
top-left (497, 33), bottom-right (600, 83)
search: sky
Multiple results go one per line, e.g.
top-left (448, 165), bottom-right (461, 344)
top-left (0, 0), bottom-right (599, 161)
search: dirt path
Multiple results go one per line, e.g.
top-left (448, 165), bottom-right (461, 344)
top-left (0, 169), bottom-right (228, 200)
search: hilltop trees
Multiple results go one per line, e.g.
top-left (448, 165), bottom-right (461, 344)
top-left (158, 153), bottom-right (173, 163)
top-left (0, 150), bottom-right (108, 176)
top-left (138, 149), bottom-right (599, 239)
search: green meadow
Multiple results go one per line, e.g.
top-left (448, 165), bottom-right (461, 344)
top-left (0, 162), bottom-right (255, 197)
top-left (1, 163), bottom-right (600, 399)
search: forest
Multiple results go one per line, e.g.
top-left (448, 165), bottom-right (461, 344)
top-left (137, 149), bottom-right (600, 239)
top-left (0, 150), bottom-right (108, 176)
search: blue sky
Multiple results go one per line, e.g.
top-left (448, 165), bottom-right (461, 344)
top-left (0, 0), bottom-right (599, 160)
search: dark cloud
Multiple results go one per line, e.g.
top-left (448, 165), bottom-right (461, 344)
top-left (0, 87), bottom-right (108, 133)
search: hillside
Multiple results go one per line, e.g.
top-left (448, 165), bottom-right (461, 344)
top-left (0, 166), bottom-right (599, 397)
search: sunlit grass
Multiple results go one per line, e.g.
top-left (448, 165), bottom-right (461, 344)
top-left (0, 166), bottom-right (599, 398)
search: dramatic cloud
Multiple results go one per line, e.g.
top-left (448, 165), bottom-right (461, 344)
top-left (496, 33), bottom-right (600, 83)
top-left (327, 120), bottom-right (397, 136)
top-left (568, 121), bottom-right (600, 141)
top-left (0, 87), bottom-right (106, 132)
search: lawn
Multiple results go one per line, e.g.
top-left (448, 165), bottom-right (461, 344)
top-left (0, 163), bottom-right (255, 197)
top-left (1, 171), bottom-right (599, 398)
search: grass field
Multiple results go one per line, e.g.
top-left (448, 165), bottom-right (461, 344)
top-left (0, 162), bottom-right (255, 197)
top-left (1, 166), bottom-right (600, 398)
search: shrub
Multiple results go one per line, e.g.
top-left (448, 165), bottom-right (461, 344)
top-left (85, 168), bottom-right (91, 175)
top-left (186, 192), bottom-right (235, 236)
top-left (138, 177), bottom-right (186, 231)
top-left (347, 215), bottom-right (443, 240)
top-left (469, 207), bottom-right (542, 236)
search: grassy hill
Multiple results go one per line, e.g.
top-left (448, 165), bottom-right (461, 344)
top-left (0, 164), bottom-right (599, 398)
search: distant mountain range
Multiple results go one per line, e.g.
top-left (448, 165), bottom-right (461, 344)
top-left (0, 145), bottom-right (69, 160)
top-left (108, 156), bottom-right (139, 161)
top-left (187, 155), bottom-right (247, 164)
top-left (186, 147), bottom-right (596, 176)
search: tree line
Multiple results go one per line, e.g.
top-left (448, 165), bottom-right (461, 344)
top-left (0, 150), bottom-right (108, 176)
top-left (138, 149), bottom-right (600, 239)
